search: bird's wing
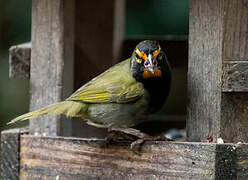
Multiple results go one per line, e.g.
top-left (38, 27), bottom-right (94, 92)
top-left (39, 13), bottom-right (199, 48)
top-left (67, 59), bottom-right (144, 103)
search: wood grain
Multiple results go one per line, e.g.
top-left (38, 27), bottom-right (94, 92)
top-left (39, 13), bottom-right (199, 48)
top-left (220, 0), bottom-right (248, 143)
top-left (19, 135), bottom-right (246, 180)
top-left (187, 0), bottom-right (224, 142)
top-left (1, 129), bottom-right (20, 180)
top-left (236, 144), bottom-right (248, 178)
top-left (221, 93), bottom-right (248, 142)
top-left (188, 0), bottom-right (248, 143)
top-left (1, 128), bottom-right (28, 180)
top-left (222, 61), bottom-right (248, 92)
top-left (223, 0), bottom-right (248, 60)
top-left (9, 42), bottom-right (31, 79)
top-left (30, 0), bottom-right (74, 136)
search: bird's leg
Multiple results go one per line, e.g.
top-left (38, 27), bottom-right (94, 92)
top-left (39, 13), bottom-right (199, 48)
top-left (104, 128), bottom-right (136, 147)
top-left (108, 127), bottom-right (168, 151)
top-left (109, 127), bottom-right (149, 139)
top-left (107, 127), bottom-right (172, 152)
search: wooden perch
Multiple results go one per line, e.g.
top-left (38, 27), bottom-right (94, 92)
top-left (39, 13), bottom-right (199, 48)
top-left (19, 135), bottom-right (248, 180)
top-left (9, 42), bottom-right (31, 79)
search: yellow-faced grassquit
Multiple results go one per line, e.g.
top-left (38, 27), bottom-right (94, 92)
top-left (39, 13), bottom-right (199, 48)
top-left (8, 40), bottom-right (171, 134)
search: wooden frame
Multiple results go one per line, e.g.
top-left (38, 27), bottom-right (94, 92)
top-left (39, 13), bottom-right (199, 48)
top-left (0, 131), bottom-right (247, 179)
top-left (187, 0), bottom-right (248, 142)
top-left (2, 0), bottom-right (248, 179)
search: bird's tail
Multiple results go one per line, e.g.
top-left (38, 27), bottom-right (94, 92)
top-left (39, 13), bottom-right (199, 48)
top-left (7, 101), bottom-right (87, 125)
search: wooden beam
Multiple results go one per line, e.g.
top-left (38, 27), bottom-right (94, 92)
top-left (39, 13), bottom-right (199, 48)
top-left (9, 42), bottom-right (31, 79)
top-left (113, 0), bottom-right (125, 63)
top-left (187, 0), bottom-right (224, 142)
top-left (220, 0), bottom-right (248, 142)
top-left (220, 93), bottom-right (248, 142)
top-left (1, 128), bottom-right (28, 180)
top-left (223, 0), bottom-right (248, 61)
top-left (19, 135), bottom-right (248, 179)
top-left (188, 0), bottom-right (248, 143)
top-left (30, 0), bottom-right (74, 136)
top-left (222, 61), bottom-right (248, 92)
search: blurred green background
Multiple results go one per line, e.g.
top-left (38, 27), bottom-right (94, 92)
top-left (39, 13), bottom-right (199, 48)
top-left (126, 0), bottom-right (188, 39)
top-left (0, 0), bottom-right (31, 131)
top-left (0, 0), bottom-right (188, 132)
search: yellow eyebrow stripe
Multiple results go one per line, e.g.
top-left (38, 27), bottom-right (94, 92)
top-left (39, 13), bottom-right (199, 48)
top-left (136, 48), bottom-right (148, 60)
top-left (153, 45), bottom-right (161, 59)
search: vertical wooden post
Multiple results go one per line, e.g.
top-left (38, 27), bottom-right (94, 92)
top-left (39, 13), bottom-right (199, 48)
top-left (187, 0), bottom-right (224, 142)
top-left (113, 0), bottom-right (125, 63)
top-left (30, 0), bottom-right (74, 136)
top-left (187, 0), bottom-right (248, 142)
top-left (221, 0), bottom-right (248, 142)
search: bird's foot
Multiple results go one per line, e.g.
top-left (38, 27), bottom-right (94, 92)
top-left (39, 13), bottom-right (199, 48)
top-left (130, 133), bottom-right (170, 152)
top-left (103, 129), bottom-right (136, 148)
top-left (108, 127), bottom-right (148, 139)
top-left (108, 127), bottom-right (172, 152)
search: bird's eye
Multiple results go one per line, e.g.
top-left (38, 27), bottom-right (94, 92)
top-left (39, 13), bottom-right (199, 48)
top-left (144, 61), bottom-right (149, 66)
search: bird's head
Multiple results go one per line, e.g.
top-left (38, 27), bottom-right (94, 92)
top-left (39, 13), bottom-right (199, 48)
top-left (131, 40), bottom-right (169, 82)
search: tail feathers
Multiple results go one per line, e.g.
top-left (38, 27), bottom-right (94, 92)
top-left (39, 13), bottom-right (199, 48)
top-left (8, 101), bottom-right (87, 125)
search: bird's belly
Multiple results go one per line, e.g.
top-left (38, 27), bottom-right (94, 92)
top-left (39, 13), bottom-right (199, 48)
top-left (87, 97), bottom-right (149, 128)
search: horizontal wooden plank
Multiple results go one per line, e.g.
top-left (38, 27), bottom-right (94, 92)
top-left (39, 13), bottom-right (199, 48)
top-left (9, 42), bottom-right (31, 79)
top-left (222, 61), bottom-right (248, 92)
top-left (19, 135), bottom-right (247, 180)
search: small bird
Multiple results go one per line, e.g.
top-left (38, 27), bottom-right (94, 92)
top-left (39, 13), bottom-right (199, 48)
top-left (8, 40), bottom-right (171, 139)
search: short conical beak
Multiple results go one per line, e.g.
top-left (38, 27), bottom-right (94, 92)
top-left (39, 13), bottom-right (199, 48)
top-left (147, 54), bottom-right (155, 74)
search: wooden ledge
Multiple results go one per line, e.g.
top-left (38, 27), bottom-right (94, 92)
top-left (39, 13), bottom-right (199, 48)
top-left (19, 135), bottom-right (248, 179)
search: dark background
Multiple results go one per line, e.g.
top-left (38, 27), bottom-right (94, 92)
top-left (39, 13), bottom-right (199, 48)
top-left (0, 0), bottom-right (188, 132)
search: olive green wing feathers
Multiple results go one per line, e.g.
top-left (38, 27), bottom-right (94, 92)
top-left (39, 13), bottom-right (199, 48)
top-left (67, 59), bottom-right (144, 103)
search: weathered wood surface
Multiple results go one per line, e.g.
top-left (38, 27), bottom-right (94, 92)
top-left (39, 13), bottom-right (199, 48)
top-left (19, 135), bottom-right (248, 180)
top-left (222, 61), bottom-right (248, 92)
top-left (223, 0), bottom-right (248, 61)
top-left (236, 143), bottom-right (248, 178)
top-left (1, 128), bottom-right (28, 180)
top-left (221, 93), bottom-right (248, 142)
top-left (221, 1), bottom-right (248, 92)
top-left (188, 0), bottom-right (248, 143)
top-left (221, 0), bottom-right (248, 143)
top-left (187, 0), bottom-right (224, 142)
top-left (9, 42), bottom-right (31, 78)
top-left (113, 0), bottom-right (125, 63)
top-left (30, 0), bottom-right (74, 136)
